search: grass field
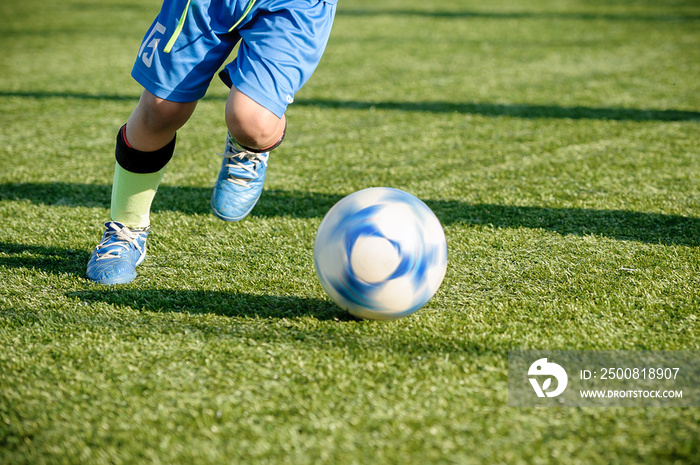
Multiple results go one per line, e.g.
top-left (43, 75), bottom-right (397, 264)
top-left (1, 0), bottom-right (699, 463)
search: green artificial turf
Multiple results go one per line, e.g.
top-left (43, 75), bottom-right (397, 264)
top-left (1, 0), bottom-right (699, 463)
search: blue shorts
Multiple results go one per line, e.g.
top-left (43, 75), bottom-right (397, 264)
top-left (131, 0), bottom-right (337, 117)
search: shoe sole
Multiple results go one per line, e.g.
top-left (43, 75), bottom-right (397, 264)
top-left (88, 272), bottom-right (138, 285)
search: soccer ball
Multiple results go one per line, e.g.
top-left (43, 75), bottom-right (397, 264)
top-left (314, 187), bottom-right (447, 320)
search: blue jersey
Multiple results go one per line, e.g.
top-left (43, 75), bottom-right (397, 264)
top-left (131, 0), bottom-right (337, 117)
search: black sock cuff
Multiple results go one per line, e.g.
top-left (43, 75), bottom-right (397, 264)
top-left (115, 125), bottom-right (176, 174)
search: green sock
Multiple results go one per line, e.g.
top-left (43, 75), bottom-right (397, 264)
top-left (110, 162), bottom-right (166, 229)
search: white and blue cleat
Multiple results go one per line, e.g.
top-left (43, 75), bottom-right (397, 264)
top-left (86, 221), bottom-right (149, 285)
top-left (211, 133), bottom-right (269, 222)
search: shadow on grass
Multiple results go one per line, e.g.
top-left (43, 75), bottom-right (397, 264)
top-left (0, 241), bottom-right (348, 321)
top-left (337, 9), bottom-right (700, 22)
top-left (2, 91), bottom-right (698, 121)
top-left (66, 290), bottom-right (491, 355)
top-left (68, 289), bottom-right (350, 321)
top-left (294, 99), bottom-right (700, 122)
top-left (2, 182), bottom-right (698, 246)
top-left (0, 242), bottom-right (90, 276)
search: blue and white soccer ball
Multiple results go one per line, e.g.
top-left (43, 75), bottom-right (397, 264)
top-left (314, 187), bottom-right (448, 320)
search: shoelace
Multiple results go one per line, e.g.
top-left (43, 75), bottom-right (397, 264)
top-left (95, 222), bottom-right (147, 261)
top-left (219, 151), bottom-right (269, 187)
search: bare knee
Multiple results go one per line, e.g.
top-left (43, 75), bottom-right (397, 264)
top-left (225, 88), bottom-right (285, 150)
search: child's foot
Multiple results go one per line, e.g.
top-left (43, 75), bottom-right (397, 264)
top-left (86, 221), bottom-right (149, 284)
top-left (211, 133), bottom-right (268, 222)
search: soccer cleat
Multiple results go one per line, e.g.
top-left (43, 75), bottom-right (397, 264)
top-left (86, 221), bottom-right (149, 285)
top-left (211, 133), bottom-right (269, 222)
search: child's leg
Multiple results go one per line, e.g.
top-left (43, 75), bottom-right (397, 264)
top-left (211, 0), bottom-right (336, 222)
top-left (88, 0), bottom-right (233, 284)
top-left (210, 87), bottom-right (287, 222)
top-left (111, 90), bottom-right (197, 229)
top-left (86, 91), bottom-right (196, 285)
